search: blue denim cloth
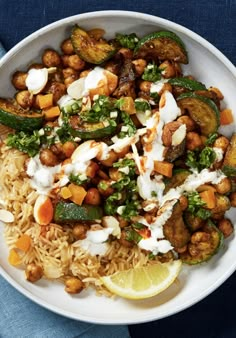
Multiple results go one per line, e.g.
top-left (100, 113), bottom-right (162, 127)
top-left (0, 42), bottom-right (130, 338)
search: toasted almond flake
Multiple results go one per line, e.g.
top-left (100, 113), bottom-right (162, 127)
top-left (0, 209), bottom-right (14, 223)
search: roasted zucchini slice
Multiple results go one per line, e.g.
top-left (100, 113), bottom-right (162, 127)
top-left (180, 223), bottom-right (224, 264)
top-left (164, 169), bottom-right (190, 193)
top-left (168, 77), bottom-right (206, 91)
top-left (134, 31), bottom-right (188, 64)
top-left (71, 25), bottom-right (116, 64)
top-left (70, 121), bottom-right (116, 140)
top-left (0, 98), bottom-right (43, 131)
top-left (222, 133), bottom-right (236, 177)
top-left (163, 201), bottom-right (191, 248)
top-left (177, 92), bottom-right (220, 136)
top-left (54, 202), bottom-right (103, 223)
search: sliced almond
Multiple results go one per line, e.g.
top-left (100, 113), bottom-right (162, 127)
top-left (0, 209), bottom-right (14, 223)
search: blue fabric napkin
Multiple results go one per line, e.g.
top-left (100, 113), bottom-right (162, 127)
top-left (0, 43), bottom-right (130, 338)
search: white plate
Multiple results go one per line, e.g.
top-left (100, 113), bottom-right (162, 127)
top-left (0, 10), bottom-right (236, 325)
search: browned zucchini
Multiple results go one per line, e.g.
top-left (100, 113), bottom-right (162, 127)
top-left (163, 201), bottom-right (191, 248)
top-left (134, 31), bottom-right (188, 64)
top-left (222, 133), bottom-right (236, 176)
top-left (0, 98), bottom-right (43, 131)
top-left (180, 222), bottom-right (224, 264)
top-left (177, 93), bottom-right (220, 136)
top-left (164, 169), bottom-right (190, 193)
top-left (71, 26), bottom-right (116, 64)
top-left (183, 211), bottom-right (205, 232)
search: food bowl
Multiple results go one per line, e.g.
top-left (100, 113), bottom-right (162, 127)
top-left (0, 10), bottom-right (236, 324)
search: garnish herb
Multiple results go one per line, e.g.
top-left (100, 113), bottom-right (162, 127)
top-left (205, 132), bottom-right (218, 146)
top-left (142, 62), bottom-right (162, 82)
top-left (187, 191), bottom-right (211, 220)
top-left (125, 229), bottom-right (143, 243)
top-left (186, 147), bottom-right (216, 171)
top-left (115, 33), bottom-right (139, 49)
top-left (6, 131), bottom-right (41, 157)
top-left (134, 99), bottom-right (151, 112)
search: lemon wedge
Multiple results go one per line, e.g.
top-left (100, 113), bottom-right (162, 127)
top-left (100, 260), bottom-right (182, 300)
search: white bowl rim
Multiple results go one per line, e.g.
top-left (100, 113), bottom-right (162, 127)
top-left (0, 10), bottom-right (236, 325)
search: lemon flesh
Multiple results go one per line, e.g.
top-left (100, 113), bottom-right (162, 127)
top-left (100, 260), bottom-right (182, 300)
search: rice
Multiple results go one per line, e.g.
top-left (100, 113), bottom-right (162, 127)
top-left (0, 144), bottom-right (154, 296)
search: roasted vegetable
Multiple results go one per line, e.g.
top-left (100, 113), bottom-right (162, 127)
top-left (168, 77), bottom-right (206, 91)
top-left (163, 201), bottom-right (191, 248)
top-left (54, 202), bottom-right (103, 223)
top-left (71, 26), bottom-right (116, 64)
top-left (134, 31), bottom-right (188, 64)
top-left (177, 93), bottom-right (220, 136)
top-left (180, 223), bottom-right (223, 264)
top-left (70, 121), bottom-right (116, 140)
top-left (0, 98), bottom-right (43, 131)
top-left (164, 169), bottom-right (190, 193)
top-left (164, 138), bottom-right (186, 162)
top-left (222, 133), bottom-right (236, 176)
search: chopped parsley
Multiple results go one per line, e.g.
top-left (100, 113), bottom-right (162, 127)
top-left (80, 95), bottom-right (117, 123)
top-left (118, 111), bottom-right (137, 138)
top-left (115, 33), bottom-right (139, 49)
top-left (142, 62), bottom-right (162, 82)
top-left (125, 229), bottom-right (142, 243)
top-left (6, 130), bottom-right (41, 157)
top-left (186, 147), bottom-right (216, 171)
top-left (134, 99), bottom-right (151, 112)
top-left (205, 132), bottom-right (218, 146)
top-left (69, 173), bottom-right (88, 185)
top-left (187, 191), bottom-right (211, 220)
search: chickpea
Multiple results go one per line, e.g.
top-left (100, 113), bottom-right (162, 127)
top-left (62, 141), bottom-right (76, 158)
top-left (11, 71), bottom-right (28, 90)
top-left (39, 149), bottom-right (59, 166)
top-left (229, 192), bottom-right (236, 207)
top-left (190, 231), bottom-right (210, 244)
top-left (79, 69), bottom-right (91, 78)
top-left (87, 28), bottom-right (105, 40)
top-left (42, 49), bottom-right (61, 68)
top-left (61, 55), bottom-right (70, 67)
top-left (99, 150), bottom-right (118, 167)
top-left (25, 263), bottom-right (43, 283)
top-left (218, 218), bottom-right (234, 238)
top-left (47, 82), bottom-right (66, 103)
top-left (84, 188), bottom-right (101, 205)
top-left (209, 87), bottom-right (224, 100)
top-left (65, 276), bottom-right (84, 294)
top-left (177, 115), bottom-right (196, 132)
top-left (186, 132), bottom-right (203, 150)
top-left (62, 67), bottom-right (79, 79)
top-left (67, 54), bottom-right (86, 71)
top-left (109, 168), bottom-right (122, 181)
top-left (132, 59), bottom-right (147, 76)
top-left (15, 90), bottom-right (34, 109)
top-left (159, 60), bottom-right (176, 78)
top-left (64, 76), bottom-right (77, 87)
top-left (60, 38), bottom-right (74, 55)
top-left (98, 179), bottom-right (114, 197)
top-left (139, 80), bottom-right (151, 93)
top-left (118, 230), bottom-right (134, 248)
top-left (213, 136), bottom-right (229, 153)
top-left (211, 212), bottom-right (225, 220)
top-left (212, 195), bottom-right (230, 214)
top-left (214, 177), bottom-right (231, 194)
top-left (72, 224), bottom-right (88, 240)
